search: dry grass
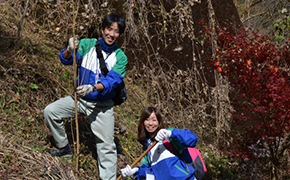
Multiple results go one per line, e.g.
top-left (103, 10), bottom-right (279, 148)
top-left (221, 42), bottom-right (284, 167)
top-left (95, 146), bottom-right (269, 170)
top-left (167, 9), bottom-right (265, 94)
top-left (0, 0), bottom-right (271, 179)
top-left (0, 132), bottom-right (77, 179)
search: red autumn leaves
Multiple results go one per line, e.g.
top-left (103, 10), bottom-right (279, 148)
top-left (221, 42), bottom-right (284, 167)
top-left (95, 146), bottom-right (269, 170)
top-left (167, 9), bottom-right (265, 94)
top-left (207, 26), bottom-right (290, 167)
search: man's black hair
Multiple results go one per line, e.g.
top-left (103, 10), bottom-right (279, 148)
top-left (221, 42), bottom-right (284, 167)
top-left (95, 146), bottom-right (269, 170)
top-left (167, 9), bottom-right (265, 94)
top-left (102, 13), bottom-right (126, 34)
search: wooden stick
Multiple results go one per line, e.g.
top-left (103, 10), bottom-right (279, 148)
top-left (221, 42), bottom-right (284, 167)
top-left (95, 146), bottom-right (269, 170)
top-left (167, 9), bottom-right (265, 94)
top-left (71, 0), bottom-right (80, 171)
top-left (117, 141), bottom-right (157, 180)
top-left (17, 0), bottom-right (30, 38)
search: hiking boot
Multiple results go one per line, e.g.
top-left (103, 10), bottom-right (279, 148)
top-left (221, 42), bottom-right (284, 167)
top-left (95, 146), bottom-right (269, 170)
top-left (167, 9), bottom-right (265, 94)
top-left (47, 144), bottom-right (73, 158)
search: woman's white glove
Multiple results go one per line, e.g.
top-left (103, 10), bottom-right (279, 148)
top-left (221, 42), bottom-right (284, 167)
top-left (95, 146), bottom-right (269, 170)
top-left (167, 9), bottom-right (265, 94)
top-left (120, 165), bottom-right (138, 177)
top-left (76, 85), bottom-right (94, 97)
top-left (67, 37), bottom-right (79, 52)
top-left (155, 129), bottom-right (172, 141)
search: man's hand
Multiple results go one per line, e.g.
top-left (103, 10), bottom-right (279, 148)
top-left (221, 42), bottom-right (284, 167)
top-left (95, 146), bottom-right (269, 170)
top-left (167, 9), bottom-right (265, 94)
top-left (67, 37), bottom-right (79, 52)
top-left (120, 165), bottom-right (138, 177)
top-left (76, 85), bottom-right (94, 97)
top-left (155, 129), bottom-right (172, 142)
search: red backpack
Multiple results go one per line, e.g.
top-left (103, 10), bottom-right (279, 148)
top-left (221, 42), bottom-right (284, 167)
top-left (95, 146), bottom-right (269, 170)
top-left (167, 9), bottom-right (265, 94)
top-left (163, 139), bottom-right (207, 180)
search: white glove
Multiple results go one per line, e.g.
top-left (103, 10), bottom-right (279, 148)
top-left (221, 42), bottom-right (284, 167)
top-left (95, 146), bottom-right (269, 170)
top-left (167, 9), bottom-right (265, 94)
top-left (67, 37), bottom-right (79, 52)
top-left (155, 129), bottom-right (172, 142)
top-left (120, 165), bottom-right (138, 177)
top-left (76, 85), bottom-right (94, 97)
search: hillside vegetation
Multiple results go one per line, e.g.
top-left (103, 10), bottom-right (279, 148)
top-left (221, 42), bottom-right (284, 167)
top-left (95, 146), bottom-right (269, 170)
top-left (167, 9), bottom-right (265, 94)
top-left (0, 0), bottom-right (289, 179)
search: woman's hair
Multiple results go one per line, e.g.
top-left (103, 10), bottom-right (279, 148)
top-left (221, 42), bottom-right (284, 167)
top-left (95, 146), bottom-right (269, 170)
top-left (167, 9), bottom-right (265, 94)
top-left (137, 107), bottom-right (165, 146)
top-left (102, 13), bottom-right (126, 34)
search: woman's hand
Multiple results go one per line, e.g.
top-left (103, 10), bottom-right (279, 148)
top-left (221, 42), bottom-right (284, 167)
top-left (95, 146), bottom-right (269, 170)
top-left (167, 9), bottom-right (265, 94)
top-left (155, 129), bottom-right (172, 141)
top-left (120, 165), bottom-right (138, 177)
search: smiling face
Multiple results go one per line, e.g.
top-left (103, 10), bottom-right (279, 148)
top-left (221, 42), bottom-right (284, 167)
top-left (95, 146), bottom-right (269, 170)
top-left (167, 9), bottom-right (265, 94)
top-left (102, 22), bottom-right (120, 46)
top-left (144, 112), bottom-right (160, 137)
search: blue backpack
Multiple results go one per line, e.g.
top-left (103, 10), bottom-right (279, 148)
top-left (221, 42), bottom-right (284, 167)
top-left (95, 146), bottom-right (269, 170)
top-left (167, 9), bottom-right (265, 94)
top-left (163, 139), bottom-right (207, 180)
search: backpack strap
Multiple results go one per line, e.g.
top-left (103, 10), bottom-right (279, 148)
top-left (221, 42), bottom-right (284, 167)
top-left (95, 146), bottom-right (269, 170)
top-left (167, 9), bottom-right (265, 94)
top-left (95, 40), bottom-right (109, 76)
top-left (163, 139), bottom-right (179, 155)
top-left (77, 58), bottom-right (82, 71)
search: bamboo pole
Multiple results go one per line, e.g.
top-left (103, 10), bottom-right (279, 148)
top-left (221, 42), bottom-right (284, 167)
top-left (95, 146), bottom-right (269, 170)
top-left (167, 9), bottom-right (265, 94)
top-left (71, 0), bottom-right (80, 171)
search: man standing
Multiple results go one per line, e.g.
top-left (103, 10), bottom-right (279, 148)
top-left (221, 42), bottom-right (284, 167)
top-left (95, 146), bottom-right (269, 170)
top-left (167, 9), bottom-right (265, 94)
top-left (44, 13), bottom-right (127, 180)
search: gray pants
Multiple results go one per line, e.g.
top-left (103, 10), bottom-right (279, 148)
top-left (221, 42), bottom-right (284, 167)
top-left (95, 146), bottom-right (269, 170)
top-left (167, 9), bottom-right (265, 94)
top-left (44, 96), bottom-right (116, 180)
